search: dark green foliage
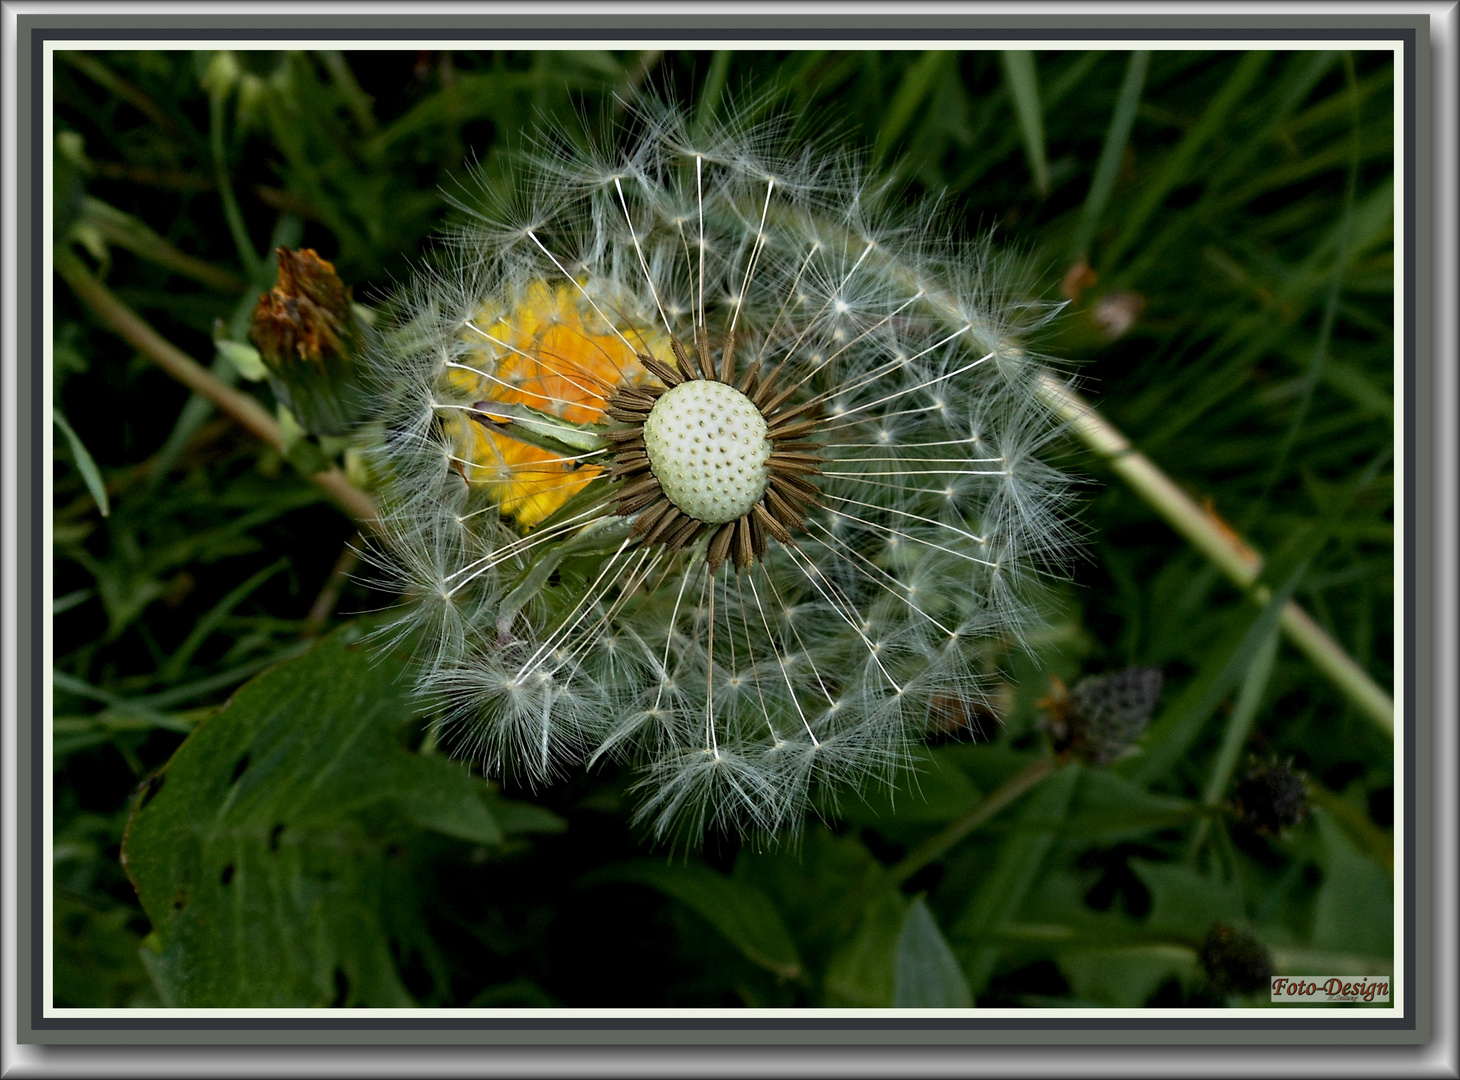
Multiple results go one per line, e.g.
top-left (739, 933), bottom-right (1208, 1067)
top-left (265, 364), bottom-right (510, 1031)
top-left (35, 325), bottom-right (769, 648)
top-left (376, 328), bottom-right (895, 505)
top-left (53, 48), bottom-right (1395, 1008)
top-left (121, 625), bottom-right (561, 1006)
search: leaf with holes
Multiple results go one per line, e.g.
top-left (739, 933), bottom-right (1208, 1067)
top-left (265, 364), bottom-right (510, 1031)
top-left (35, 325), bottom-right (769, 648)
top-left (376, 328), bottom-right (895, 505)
top-left (120, 624), bottom-right (558, 1006)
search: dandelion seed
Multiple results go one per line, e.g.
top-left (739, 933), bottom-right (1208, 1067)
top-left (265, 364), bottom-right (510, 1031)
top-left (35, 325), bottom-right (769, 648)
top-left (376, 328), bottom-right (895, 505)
top-left (362, 93), bottom-right (1076, 842)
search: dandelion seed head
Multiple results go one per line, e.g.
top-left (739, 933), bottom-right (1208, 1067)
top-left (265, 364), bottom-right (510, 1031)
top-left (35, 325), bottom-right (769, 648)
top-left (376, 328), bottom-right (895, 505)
top-left (362, 91), bottom-right (1078, 843)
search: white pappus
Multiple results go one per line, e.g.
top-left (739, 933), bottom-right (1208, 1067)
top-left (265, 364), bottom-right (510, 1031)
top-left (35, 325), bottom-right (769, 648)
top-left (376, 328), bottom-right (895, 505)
top-left (359, 94), bottom-right (1078, 843)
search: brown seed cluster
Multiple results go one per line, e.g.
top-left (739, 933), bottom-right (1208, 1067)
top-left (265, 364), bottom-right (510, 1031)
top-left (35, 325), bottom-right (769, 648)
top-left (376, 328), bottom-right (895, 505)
top-left (604, 327), bottom-right (823, 573)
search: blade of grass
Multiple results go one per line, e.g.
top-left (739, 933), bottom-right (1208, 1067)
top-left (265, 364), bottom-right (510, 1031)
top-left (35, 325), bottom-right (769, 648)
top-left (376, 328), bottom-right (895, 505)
top-left (52, 671), bottom-right (175, 729)
top-left (78, 197), bottom-right (246, 294)
top-left (53, 711), bottom-right (199, 737)
top-left (873, 51), bottom-right (951, 169)
top-left (1102, 51), bottom-right (1269, 270)
top-left (135, 641), bottom-right (314, 710)
top-left (693, 51), bottom-right (733, 142)
top-left (158, 558), bottom-right (290, 683)
top-left (948, 51), bottom-right (1101, 194)
top-left (53, 589), bottom-right (94, 616)
top-left (1251, 53), bottom-right (1362, 514)
top-left (1186, 626), bottom-right (1281, 858)
top-left (1129, 573), bottom-right (1297, 786)
top-left (1202, 51), bottom-right (1337, 195)
top-left (317, 51), bottom-right (378, 136)
top-left (203, 55), bottom-right (262, 281)
top-left (52, 407), bottom-right (110, 517)
top-left (1069, 50), bottom-right (1149, 262)
top-left (58, 51), bottom-right (191, 143)
top-left (999, 50), bottom-right (1049, 195)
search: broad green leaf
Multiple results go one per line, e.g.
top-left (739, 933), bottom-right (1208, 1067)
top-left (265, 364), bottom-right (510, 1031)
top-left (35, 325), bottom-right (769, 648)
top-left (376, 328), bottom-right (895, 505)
top-left (1131, 859), bottom-right (1243, 939)
top-left (823, 883), bottom-right (905, 1007)
top-left (894, 897), bottom-right (972, 1008)
top-left (733, 828), bottom-right (896, 991)
top-left (1310, 808), bottom-right (1392, 958)
top-left (120, 625), bottom-right (542, 1006)
top-left (583, 861), bottom-right (802, 980)
top-left (483, 789), bottom-right (569, 837)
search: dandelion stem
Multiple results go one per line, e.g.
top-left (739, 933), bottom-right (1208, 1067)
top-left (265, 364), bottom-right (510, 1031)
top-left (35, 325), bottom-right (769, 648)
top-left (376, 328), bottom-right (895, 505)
top-left (889, 757), bottom-right (1059, 886)
top-left (57, 254), bottom-right (379, 529)
top-left (1034, 371), bottom-right (1393, 737)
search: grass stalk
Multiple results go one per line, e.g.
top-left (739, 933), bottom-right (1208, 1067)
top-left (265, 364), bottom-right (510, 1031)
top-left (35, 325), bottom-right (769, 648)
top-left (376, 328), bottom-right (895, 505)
top-left (1036, 371), bottom-right (1393, 736)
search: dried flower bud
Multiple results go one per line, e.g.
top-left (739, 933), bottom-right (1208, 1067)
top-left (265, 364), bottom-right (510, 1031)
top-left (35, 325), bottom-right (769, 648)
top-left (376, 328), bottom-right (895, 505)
top-left (1042, 665), bottom-right (1162, 766)
top-left (250, 247), bottom-right (364, 435)
top-left (1232, 757), bottom-right (1308, 835)
top-left (1197, 923), bottom-right (1273, 996)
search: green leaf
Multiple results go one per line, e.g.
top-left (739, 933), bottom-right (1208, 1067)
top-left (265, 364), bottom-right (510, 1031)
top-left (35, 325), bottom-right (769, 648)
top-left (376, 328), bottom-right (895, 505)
top-left (392, 754), bottom-right (504, 845)
top-left (53, 407), bottom-right (110, 517)
top-left (482, 789), bottom-right (568, 837)
top-left (894, 897), bottom-right (972, 1007)
top-left (1310, 808), bottom-right (1392, 958)
top-left (733, 828), bottom-right (897, 996)
top-left (950, 762), bottom-right (1080, 996)
top-left (466, 399), bottom-right (608, 456)
top-left (583, 861), bottom-right (803, 980)
top-left (120, 625), bottom-right (513, 1006)
top-left (1058, 767), bottom-right (1200, 839)
top-left (823, 883), bottom-right (905, 1007)
top-left (1132, 859), bottom-right (1243, 939)
top-left (276, 405), bottom-right (334, 476)
top-left (53, 895), bottom-right (151, 1007)
top-left (1057, 943), bottom-right (1194, 1007)
top-left (215, 339), bottom-right (269, 381)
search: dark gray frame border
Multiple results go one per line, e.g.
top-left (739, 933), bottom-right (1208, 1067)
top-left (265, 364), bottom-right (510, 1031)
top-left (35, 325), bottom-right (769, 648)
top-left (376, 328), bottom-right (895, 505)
top-left (9, 5), bottom-right (1450, 1073)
